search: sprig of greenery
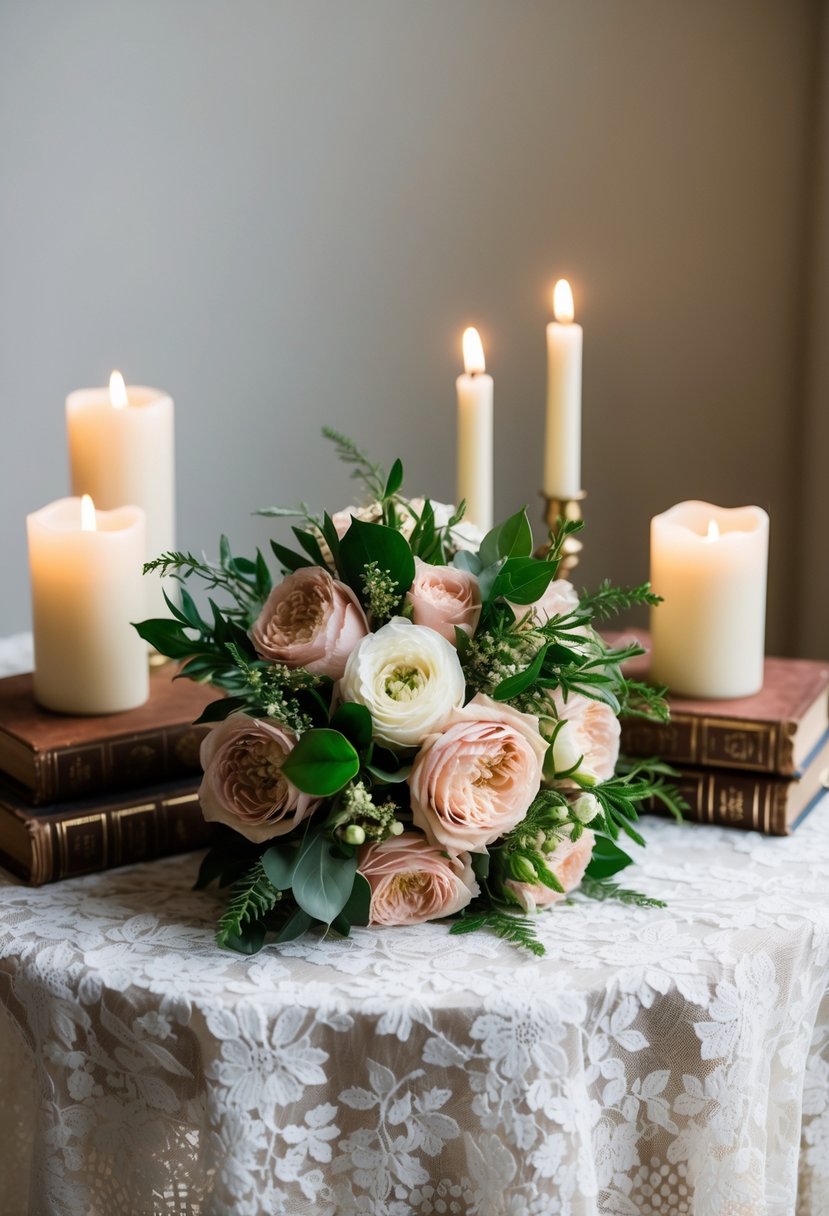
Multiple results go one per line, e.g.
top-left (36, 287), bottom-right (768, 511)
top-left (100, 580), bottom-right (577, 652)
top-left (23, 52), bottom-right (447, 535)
top-left (579, 876), bottom-right (666, 908)
top-left (322, 426), bottom-right (388, 499)
top-left (579, 578), bottom-right (662, 621)
top-left (144, 536), bottom-right (271, 619)
top-left (450, 908), bottom-right (545, 956)
top-left (586, 759), bottom-right (687, 845)
top-left (620, 679), bottom-right (671, 722)
top-left (216, 859), bottom-right (281, 950)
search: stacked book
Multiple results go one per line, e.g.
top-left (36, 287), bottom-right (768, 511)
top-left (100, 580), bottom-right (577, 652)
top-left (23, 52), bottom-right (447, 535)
top-left (0, 669), bottom-right (215, 884)
top-left (617, 632), bottom-right (829, 834)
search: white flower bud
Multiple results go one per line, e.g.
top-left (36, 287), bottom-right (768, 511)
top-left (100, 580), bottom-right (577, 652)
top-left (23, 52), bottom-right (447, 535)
top-left (389, 820), bottom-right (405, 836)
top-left (572, 792), bottom-right (601, 825)
top-left (343, 824), bottom-right (366, 846)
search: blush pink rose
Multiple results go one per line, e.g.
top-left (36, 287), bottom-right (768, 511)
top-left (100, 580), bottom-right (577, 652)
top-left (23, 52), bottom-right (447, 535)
top-left (507, 578), bottom-right (579, 625)
top-left (251, 566), bottom-right (368, 680)
top-left (199, 714), bottom-right (318, 843)
top-left (358, 832), bottom-right (478, 926)
top-left (548, 690), bottom-right (620, 783)
top-left (409, 693), bottom-right (548, 853)
top-left (406, 557), bottom-right (482, 644)
top-left (505, 828), bottom-right (596, 913)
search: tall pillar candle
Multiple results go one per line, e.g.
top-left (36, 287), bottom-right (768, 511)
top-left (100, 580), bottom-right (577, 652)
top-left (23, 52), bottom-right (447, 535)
top-left (650, 501), bottom-right (769, 699)
top-left (27, 496), bottom-right (149, 714)
top-left (456, 327), bottom-right (494, 533)
top-left (66, 373), bottom-right (175, 619)
top-left (544, 279), bottom-right (583, 498)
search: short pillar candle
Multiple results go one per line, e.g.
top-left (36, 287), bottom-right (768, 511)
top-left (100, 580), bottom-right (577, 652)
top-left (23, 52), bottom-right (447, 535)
top-left (27, 496), bottom-right (150, 715)
top-left (649, 501), bottom-right (769, 699)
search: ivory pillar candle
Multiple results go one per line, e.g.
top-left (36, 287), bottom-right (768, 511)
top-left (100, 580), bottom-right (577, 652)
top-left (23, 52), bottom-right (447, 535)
top-left (544, 279), bottom-right (583, 498)
top-left (66, 373), bottom-right (175, 619)
top-left (27, 496), bottom-right (149, 714)
top-left (456, 327), bottom-right (494, 533)
top-left (650, 501), bottom-right (769, 699)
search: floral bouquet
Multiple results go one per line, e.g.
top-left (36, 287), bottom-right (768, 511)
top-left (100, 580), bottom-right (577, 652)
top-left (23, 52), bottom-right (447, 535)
top-left (137, 431), bottom-right (683, 955)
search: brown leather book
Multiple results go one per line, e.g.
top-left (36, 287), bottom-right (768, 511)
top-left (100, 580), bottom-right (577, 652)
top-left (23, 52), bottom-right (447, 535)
top-left (0, 669), bottom-right (217, 804)
top-left (652, 732), bottom-right (829, 835)
top-left (611, 629), bottom-right (829, 777)
top-left (0, 776), bottom-right (213, 885)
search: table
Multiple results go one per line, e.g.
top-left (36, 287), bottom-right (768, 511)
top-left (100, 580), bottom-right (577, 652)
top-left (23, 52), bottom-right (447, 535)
top-left (1, 806), bottom-right (829, 1216)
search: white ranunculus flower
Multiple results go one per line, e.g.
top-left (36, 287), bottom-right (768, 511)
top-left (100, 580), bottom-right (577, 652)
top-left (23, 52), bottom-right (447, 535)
top-left (339, 617), bottom-right (466, 749)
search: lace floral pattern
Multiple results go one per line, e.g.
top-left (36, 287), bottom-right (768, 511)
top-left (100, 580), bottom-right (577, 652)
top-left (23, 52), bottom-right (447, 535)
top-left (0, 801), bottom-right (827, 1215)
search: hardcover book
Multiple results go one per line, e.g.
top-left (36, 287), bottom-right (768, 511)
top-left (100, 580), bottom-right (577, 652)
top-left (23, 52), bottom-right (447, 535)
top-left (0, 669), bottom-right (216, 804)
top-left (0, 776), bottom-right (212, 885)
top-left (612, 630), bottom-right (829, 777)
top-left (654, 732), bottom-right (829, 836)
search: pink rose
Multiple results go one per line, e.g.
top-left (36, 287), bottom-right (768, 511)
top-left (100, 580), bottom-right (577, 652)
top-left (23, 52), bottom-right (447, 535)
top-left (406, 557), bottom-right (482, 644)
top-left (507, 578), bottom-right (579, 625)
top-left (199, 714), bottom-right (318, 843)
top-left (505, 828), bottom-right (595, 913)
top-left (251, 566), bottom-right (368, 680)
top-left (409, 693), bottom-right (548, 853)
top-left (358, 832), bottom-right (478, 926)
top-left (548, 691), bottom-right (620, 783)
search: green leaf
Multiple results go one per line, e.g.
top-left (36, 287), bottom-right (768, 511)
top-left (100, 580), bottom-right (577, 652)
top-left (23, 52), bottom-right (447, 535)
top-left (366, 762), bottom-right (412, 784)
top-left (193, 696), bottom-right (247, 725)
top-left (477, 558), bottom-right (507, 602)
top-left (490, 557), bottom-right (560, 605)
top-left (261, 845), bottom-right (297, 890)
top-left (292, 832), bottom-right (358, 924)
top-left (452, 549), bottom-right (482, 575)
top-left (584, 835), bottom-right (634, 880)
top-left (133, 618), bottom-right (197, 659)
top-left (270, 538), bottom-right (314, 572)
top-left (340, 871), bottom-right (372, 927)
top-left (479, 508), bottom-right (533, 567)
top-left (331, 702), bottom-right (373, 753)
top-left (275, 906), bottom-right (313, 943)
top-left (282, 728), bottom-right (360, 796)
top-left (220, 921), bottom-right (266, 955)
top-left (216, 859), bottom-right (281, 948)
top-left (471, 852), bottom-right (490, 881)
top-left (384, 458), bottom-right (404, 498)
top-left (292, 526), bottom-right (331, 569)
top-left (492, 643), bottom-right (549, 701)
top-left (338, 519), bottom-right (415, 602)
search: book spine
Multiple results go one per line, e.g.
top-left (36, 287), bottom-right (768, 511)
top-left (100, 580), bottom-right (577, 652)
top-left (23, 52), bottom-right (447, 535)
top-left (662, 769), bottom-right (790, 835)
top-left (26, 790), bottom-right (212, 885)
top-left (29, 725), bottom-right (206, 805)
top-left (621, 715), bottom-right (796, 777)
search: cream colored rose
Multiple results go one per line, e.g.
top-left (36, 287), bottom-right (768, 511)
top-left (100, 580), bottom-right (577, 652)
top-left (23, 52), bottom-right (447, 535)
top-left (507, 578), bottom-right (579, 625)
top-left (409, 693), bottom-right (548, 852)
top-left (358, 832), bottom-right (478, 925)
top-left (339, 617), bottom-right (465, 748)
top-left (547, 691), bottom-right (620, 784)
top-left (199, 714), bottom-right (318, 843)
top-left (251, 566), bottom-right (368, 680)
top-left (505, 828), bottom-right (595, 913)
top-left (406, 557), bottom-right (482, 645)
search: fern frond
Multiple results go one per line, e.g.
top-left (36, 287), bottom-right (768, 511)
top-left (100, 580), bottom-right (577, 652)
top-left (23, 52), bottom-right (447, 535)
top-left (579, 578), bottom-right (662, 621)
top-left (216, 859), bottom-right (281, 948)
top-left (579, 877), bottom-right (666, 908)
top-left (450, 909), bottom-right (545, 956)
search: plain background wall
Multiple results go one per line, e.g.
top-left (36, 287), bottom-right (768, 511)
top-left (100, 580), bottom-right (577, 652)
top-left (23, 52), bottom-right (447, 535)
top-left (0, 0), bottom-right (825, 654)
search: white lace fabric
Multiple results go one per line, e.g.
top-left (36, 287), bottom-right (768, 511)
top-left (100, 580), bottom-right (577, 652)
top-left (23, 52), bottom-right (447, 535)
top-left (1, 810), bottom-right (828, 1215)
top-left (0, 640), bottom-right (827, 1215)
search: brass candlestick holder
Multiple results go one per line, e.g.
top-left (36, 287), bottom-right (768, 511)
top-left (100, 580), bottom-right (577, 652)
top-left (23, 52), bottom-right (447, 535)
top-left (535, 490), bottom-right (586, 578)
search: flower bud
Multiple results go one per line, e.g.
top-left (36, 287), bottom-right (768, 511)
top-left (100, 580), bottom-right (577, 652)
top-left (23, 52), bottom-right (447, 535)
top-left (572, 792), bottom-right (601, 825)
top-left (389, 820), bottom-right (405, 836)
top-left (343, 824), bottom-right (366, 846)
top-left (509, 854), bottom-right (538, 884)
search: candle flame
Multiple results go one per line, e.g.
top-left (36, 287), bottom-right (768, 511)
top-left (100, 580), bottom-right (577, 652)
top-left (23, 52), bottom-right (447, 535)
top-left (109, 370), bottom-right (128, 410)
top-left (462, 327), bottom-right (486, 375)
top-left (705, 519), bottom-right (720, 542)
top-left (80, 494), bottom-right (97, 532)
top-left (553, 279), bottom-right (575, 324)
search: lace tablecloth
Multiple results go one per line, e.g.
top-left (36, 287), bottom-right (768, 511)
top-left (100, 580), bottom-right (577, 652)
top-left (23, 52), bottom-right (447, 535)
top-left (0, 635), bottom-right (828, 1216)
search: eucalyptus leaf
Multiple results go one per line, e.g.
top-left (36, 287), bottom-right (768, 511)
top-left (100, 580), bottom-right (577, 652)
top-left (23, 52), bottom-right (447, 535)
top-left (292, 832), bottom-right (358, 924)
top-left (452, 549), bottom-right (482, 575)
top-left (262, 846), bottom-right (297, 890)
top-left (282, 728), bottom-right (360, 796)
top-left (220, 921), bottom-right (266, 955)
top-left (275, 907), bottom-right (314, 943)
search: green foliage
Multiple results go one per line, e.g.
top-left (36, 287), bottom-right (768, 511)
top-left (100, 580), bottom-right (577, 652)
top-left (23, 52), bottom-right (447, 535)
top-left (216, 859), bottom-right (281, 951)
top-left (281, 728), bottom-right (360, 796)
top-left (291, 830), bottom-right (358, 924)
top-left (579, 876), bottom-right (666, 908)
top-left (479, 508), bottom-right (534, 566)
top-left (339, 518), bottom-right (415, 607)
top-left (450, 909), bottom-right (545, 957)
top-left (322, 426), bottom-right (389, 500)
top-left (584, 834), bottom-right (635, 880)
top-left (579, 578), bottom-right (662, 621)
top-left (331, 702), bottom-right (373, 752)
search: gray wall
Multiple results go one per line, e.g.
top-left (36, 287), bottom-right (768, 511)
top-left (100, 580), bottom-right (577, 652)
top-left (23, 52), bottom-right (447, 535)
top-left (0, 0), bottom-right (824, 653)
